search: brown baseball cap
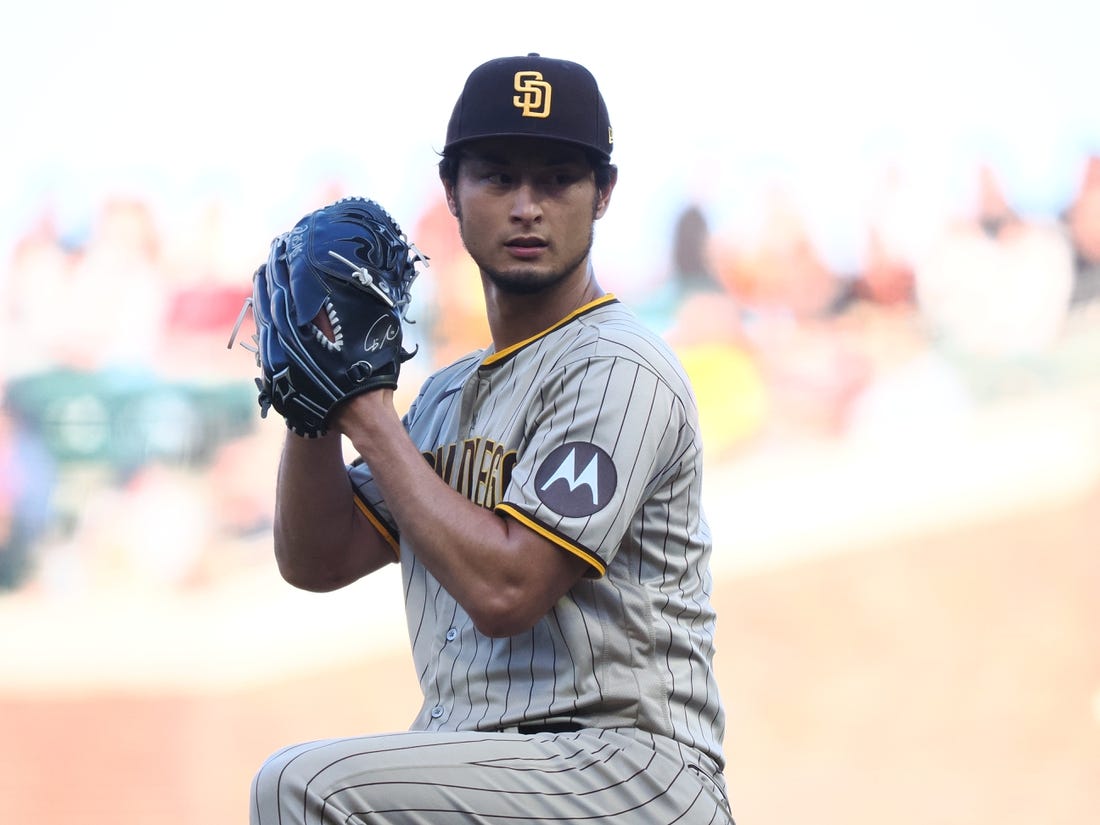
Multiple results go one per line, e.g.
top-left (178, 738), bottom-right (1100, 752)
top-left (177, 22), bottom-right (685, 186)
top-left (444, 54), bottom-right (614, 159)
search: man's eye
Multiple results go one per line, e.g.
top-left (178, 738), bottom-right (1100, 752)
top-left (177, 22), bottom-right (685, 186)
top-left (546, 170), bottom-right (584, 187)
top-left (487, 172), bottom-right (512, 185)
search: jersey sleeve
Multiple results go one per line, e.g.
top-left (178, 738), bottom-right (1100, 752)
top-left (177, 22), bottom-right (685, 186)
top-left (348, 460), bottom-right (401, 559)
top-left (496, 353), bottom-right (697, 576)
top-left (346, 354), bottom-right (483, 562)
top-left (346, 392), bottom-right (426, 559)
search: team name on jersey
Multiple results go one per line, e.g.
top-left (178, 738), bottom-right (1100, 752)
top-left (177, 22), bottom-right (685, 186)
top-left (424, 438), bottom-right (518, 509)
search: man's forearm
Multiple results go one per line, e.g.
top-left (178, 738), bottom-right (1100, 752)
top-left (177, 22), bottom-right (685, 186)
top-left (334, 392), bottom-right (587, 636)
top-left (273, 429), bottom-right (393, 590)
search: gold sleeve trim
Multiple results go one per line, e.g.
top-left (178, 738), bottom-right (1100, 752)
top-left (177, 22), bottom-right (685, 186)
top-left (353, 495), bottom-right (401, 560)
top-left (495, 503), bottom-right (606, 578)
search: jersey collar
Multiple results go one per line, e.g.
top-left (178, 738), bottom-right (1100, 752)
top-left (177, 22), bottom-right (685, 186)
top-left (481, 294), bottom-right (619, 368)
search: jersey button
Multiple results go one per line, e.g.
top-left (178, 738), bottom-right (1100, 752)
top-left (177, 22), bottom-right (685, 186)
top-left (445, 627), bottom-right (458, 642)
top-left (430, 705), bottom-right (445, 719)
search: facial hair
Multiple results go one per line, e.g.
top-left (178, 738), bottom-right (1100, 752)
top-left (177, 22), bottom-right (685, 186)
top-left (454, 196), bottom-right (600, 296)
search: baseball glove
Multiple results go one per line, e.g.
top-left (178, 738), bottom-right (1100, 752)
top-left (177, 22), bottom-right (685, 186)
top-left (230, 197), bottom-right (427, 437)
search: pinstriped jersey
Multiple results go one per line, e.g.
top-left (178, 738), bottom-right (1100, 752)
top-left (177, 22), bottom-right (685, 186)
top-left (348, 294), bottom-right (726, 768)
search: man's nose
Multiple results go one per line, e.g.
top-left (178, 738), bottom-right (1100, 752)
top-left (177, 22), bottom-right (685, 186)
top-left (510, 182), bottom-right (542, 222)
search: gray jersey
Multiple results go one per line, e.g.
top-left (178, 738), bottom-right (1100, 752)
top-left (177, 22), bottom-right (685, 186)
top-left (349, 295), bottom-right (726, 769)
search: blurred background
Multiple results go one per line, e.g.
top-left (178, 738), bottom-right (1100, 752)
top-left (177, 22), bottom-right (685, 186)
top-left (2, 1), bottom-right (1098, 823)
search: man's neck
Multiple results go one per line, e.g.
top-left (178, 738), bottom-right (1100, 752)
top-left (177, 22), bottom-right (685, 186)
top-left (483, 272), bottom-right (605, 351)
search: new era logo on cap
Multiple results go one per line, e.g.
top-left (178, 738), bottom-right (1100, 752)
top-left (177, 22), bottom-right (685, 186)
top-left (444, 53), bottom-right (613, 159)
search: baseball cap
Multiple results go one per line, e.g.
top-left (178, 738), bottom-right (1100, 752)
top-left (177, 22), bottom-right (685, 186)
top-left (444, 54), bottom-right (613, 160)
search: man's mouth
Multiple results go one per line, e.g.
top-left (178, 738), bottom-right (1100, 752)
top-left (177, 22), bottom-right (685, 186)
top-left (506, 236), bottom-right (547, 248)
top-left (505, 237), bottom-right (547, 258)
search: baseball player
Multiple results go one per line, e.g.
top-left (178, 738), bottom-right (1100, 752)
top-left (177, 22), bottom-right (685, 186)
top-left (247, 54), bottom-right (733, 823)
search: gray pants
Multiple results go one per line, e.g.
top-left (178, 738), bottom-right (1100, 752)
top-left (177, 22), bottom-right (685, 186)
top-left (250, 727), bottom-right (733, 824)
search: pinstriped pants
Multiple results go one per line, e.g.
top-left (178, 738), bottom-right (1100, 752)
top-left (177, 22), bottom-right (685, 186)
top-left (250, 727), bottom-right (734, 824)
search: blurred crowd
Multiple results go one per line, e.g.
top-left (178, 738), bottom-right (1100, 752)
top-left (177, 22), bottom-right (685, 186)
top-left (1, 155), bottom-right (1098, 596)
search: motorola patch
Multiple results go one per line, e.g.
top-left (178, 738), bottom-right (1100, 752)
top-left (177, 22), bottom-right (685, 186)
top-left (534, 442), bottom-right (617, 517)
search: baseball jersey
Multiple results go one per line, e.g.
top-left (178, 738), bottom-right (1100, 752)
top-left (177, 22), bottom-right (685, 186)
top-left (348, 294), bottom-right (726, 769)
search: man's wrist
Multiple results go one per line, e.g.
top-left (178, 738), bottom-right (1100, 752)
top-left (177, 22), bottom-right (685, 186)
top-left (333, 389), bottom-right (400, 443)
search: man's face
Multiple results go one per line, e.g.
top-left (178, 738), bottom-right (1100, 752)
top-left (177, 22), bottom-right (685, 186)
top-left (445, 137), bottom-right (614, 295)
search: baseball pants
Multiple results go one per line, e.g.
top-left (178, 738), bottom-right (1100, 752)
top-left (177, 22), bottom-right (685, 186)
top-left (250, 726), bottom-right (733, 824)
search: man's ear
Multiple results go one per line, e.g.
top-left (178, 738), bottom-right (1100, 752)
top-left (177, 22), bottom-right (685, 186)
top-left (595, 166), bottom-right (618, 220)
top-left (441, 174), bottom-right (460, 218)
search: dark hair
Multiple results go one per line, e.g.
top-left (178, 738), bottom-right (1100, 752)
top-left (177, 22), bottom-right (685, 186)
top-left (437, 152), bottom-right (460, 187)
top-left (437, 149), bottom-right (616, 192)
top-left (591, 154), bottom-right (617, 191)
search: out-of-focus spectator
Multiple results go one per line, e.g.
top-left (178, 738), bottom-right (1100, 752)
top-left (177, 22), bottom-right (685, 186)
top-left (672, 204), bottom-right (714, 289)
top-left (665, 290), bottom-right (769, 458)
top-left (202, 427), bottom-right (281, 548)
top-left (6, 197), bottom-right (170, 376)
top-left (846, 162), bottom-right (942, 310)
top-left (63, 197), bottom-right (170, 372)
top-left (0, 402), bottom-right (57, 590)
top-left (916, 163), bottom-right (1075, 359)
top-left (159, 197), bottom-right (253, 381)
top-left (654, 205), bottom-right (769, 456)
top-left (27, 458), bottom-right (212, 595)
top-left (163, 274), bottom-right (252, 383)
top-left (841, 302), bottom-right (974, 440)
top-left (856, 226), bottom-right (916, 308)
top-left (3, 209), bottom-right (75, 379)
top-left (410, 194), bottom-right (491, 369)
top-left (710, 188), bottom-right (840, 322)
top-left (747, 315), bottom-right (873, 442)
top-left (637, 204), bottom-right (725, 331)
top-left (1062, 154), bottom-right (1100, 307)
top-left (706, 191), bottom-right (871, 442)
